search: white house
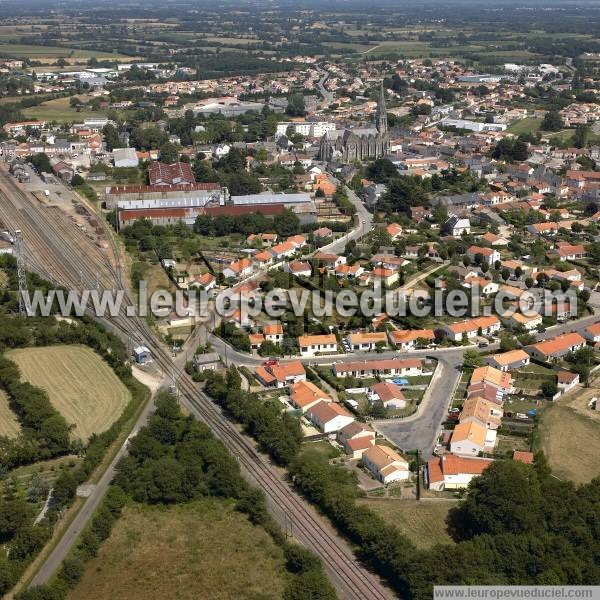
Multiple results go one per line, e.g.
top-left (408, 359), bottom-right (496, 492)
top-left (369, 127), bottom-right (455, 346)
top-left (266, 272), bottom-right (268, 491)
top-left (362, 445), bottom-right (410, 484)
top-left (306, 401), bottom-right (355, 433)
top-left (426, 454), bottom-right (493, 491)
top-left (298, 334), bottom-right (337, 357)
top-left (368, 381), bottom-right (407, 409)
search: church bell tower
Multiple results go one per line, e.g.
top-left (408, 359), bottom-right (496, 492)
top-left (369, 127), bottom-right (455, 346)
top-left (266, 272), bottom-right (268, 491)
top-left (376, 82), bottom-right (388, 134)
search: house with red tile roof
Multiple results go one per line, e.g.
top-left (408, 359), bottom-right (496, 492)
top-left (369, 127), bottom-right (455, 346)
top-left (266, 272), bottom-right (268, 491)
top-left (337, 422), bottom-right (375, 459)
top-left (255, 360), bottom-right (306, 388)
top-left (388, 329), bottom-right (436, 350)
top-left (298, 334), bottom-right (338, 357)
top-left (362, 445), bottom-right (410, 484)
top-left (223, 258), bottom-right (253, 280)
top-left (426, 454), bottom-right (493, 490)
top-left (466, 245), bottom-right (500, 266)
top-left (443, 316), bottom-right (501, 342)
top-left (333, 358), bottom-right (423, 378)
top-left (368, 381), bottom-right (406, 409)
top-left (486, 349), bottom-right (530, 372)
top-left (346, 332), bottom-right (387, 352)
top-left (290, 380), bottom-right (331, 412)
top-left (583, 322), bottom-right (600, 345)
top-left (525, 332), bottom-right (586, 361)
top-left (306, 401), bottom-right (354, 433)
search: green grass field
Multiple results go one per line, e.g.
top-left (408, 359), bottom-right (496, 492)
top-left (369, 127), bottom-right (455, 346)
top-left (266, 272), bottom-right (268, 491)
top-left (0, 389), bottom-right (20, 438)
top-left (7, 345), bottom-right (130, 441)
top-left (0, 43), bottom-right (128, 60)
top-left (358, 498), bottom-right (457, 549)
top-left (507, 117), bottom-right (543, 136)
top-left (68, 500), bottom-right (286, 600)
top-left (23, 96), bottom-right (103, 122)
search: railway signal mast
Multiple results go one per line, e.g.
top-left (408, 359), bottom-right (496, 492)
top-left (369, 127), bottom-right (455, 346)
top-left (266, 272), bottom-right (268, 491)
top-left (14, 230), bottom-right (33, 317)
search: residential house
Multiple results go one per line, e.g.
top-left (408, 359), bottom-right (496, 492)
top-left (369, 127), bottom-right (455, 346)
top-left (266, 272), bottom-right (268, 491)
top-left (486, 349), bottom-right (530, 372)
top-left (480, 232), bottom-right (508, 247)
top-left (555, 243), bottom-right (586, 262)
top-left (335, 263), bottom-right (364, 279)
top-left (368, 381), bottom-right (407, 409)
top-left (263, 323), bottom-right (284, 343)
top-left (444, 215), bottom-right (471, 237)
top-left (337, 422), bottom-right (376, 459)
top-left (470, 366), bottom-right (513, 397)
top-left (346, 332), bottom-right (387, 352)
top-left (459, 396), bottom-right (503, 430)
top-left (306, 401), bottom-right (355, 433)
top-left (361, 268), bottom-right (399, 287)
top-left (298, 334), bottom-right (338, 357)
top-left (466, 245), bottom-right (500, 266)
top-left (426, 454), bottom-right (493, 491)
top-left (192, 352), bottom-right (221, 373)
top-left (252, 250), bottom-right (274, 269)
top-left (362, 446), bottom-right (410, 484)
top-left (223, 258), bottom-right (253, 280)
top-left (386, 223), bottom-right (403, 240)
top-left (450, 421), bottom-right (494, 456)
top-left (313, 251), bottom-right (346, 269)
top-left (502, 311), bottom-right (543, 331)
top-left (189, 272), bottom-right (217, 291)
top-left (290, 380), bottom-right (331, 413)
top-left (333, 358), bottom-right (423, 379)
top-left (583, 322), bottom-right (600, 346)
top-left (526, 332), bottom-right (586, 362)
top-left (255, 360), bottom-right (306, 388)
top-left (388, 329), bottom-right (435, 350)
top-left (443, 316), bottom-right (501, 342)
top-left (284, 260), bottom-right (312, 277)
top-left (462, 275), bottom-right (499, 296)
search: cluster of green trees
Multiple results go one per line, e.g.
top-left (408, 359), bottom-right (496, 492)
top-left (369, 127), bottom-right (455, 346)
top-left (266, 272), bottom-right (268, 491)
top-left (0, 355), bottom-right (71, 468)
top-left (217, 321), bottom-right (251, 352)
top-left (120, 218), bottom-right (199, 260)
top-left (193, 208), bottom-right (300, 238)
top-left (365, 159), bottom-right (485, 215)
top-left (205, 367), bottom-right (303, 466)
top-left (18, 392), bottom-right (337, 600)
top-left (491, 137), bottom-right (529, 162)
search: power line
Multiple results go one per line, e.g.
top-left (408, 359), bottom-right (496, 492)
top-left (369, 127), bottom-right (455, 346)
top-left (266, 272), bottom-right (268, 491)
top-left (14, 230), bottom-right (33, 316)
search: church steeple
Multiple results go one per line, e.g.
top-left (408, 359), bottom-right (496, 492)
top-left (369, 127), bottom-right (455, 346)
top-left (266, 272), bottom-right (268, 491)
top-left (376, 81), bottom-right (388, 134)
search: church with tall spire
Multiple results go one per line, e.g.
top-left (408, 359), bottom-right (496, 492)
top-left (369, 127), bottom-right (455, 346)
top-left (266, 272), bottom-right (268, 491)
top-left (318, 81), bottom-right (390, 163)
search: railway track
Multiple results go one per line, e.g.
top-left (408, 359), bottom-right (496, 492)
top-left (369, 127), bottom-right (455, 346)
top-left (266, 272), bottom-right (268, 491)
top-left (0, 168), bottom-right (395, 600)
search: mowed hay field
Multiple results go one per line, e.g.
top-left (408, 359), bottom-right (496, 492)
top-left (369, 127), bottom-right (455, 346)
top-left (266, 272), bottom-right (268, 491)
top-left (7, 345), bottom-right (130, 441)
top-left (539, 386), bottom-right (600, 484)
top-left (0, 389), bottom-right (20, 438)
top-left (68, 500), bottom-right (286, 600)
top-left (358, 498), bottom-right (457, 549)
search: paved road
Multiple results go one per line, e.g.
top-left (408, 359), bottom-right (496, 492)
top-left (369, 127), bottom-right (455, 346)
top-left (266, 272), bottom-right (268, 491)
top-left (373, 353), bottom-right (463, 458)
top-left (316, 65), bottom-right (334, 106)
top-left (29, 391), bottom-right (158, 588)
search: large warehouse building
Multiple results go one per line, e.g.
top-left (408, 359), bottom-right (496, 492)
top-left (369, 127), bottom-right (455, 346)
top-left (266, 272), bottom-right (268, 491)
top-left (112, 187), bottom-right (317, 228)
